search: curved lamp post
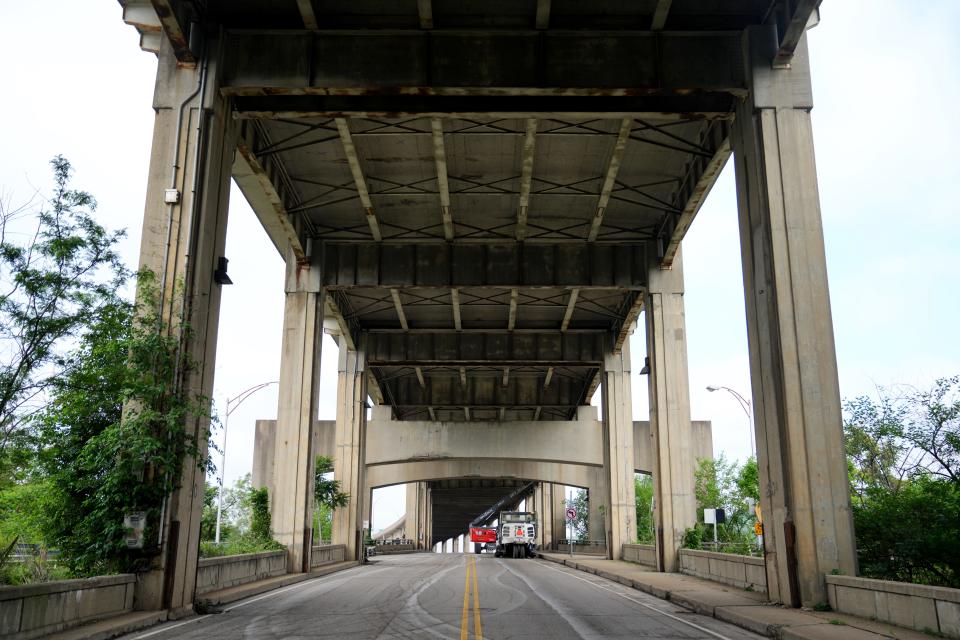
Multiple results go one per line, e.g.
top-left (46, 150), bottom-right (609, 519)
top-left (215, 380), bottom-right (279, 544)
top-left (706, 384), bottom-right (755, 459)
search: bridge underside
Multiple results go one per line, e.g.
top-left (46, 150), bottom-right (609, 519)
top-left (123, 0), bottom-right (856, 614)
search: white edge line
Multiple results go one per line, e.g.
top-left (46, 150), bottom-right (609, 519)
top-left (537, 560), bottom-right (738, 640)
top-left (130, 565), bottom-right (368, 639)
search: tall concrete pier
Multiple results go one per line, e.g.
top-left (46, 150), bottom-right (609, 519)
top-left (121, 0), bottom-right (852, 611)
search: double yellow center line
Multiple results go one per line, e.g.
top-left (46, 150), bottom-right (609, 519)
top-left (459, 555), bottom-right (483, 640)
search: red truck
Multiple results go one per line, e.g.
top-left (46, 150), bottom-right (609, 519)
top-left (469, 527), bottom-right (497, 553)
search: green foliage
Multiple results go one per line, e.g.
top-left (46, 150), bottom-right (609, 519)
top-left (249, 487), bottom-right (271, 542)
top-left (198, 537), bottom-right (283, 558)
top-left (843, 377), bottom-right (960, 587)
top-left (689, 455), bottom-right (760, 554)
top-left (27, 269), bottom-right (212, 575)
top-left (313, 456), bottom-right (348, 543)
top-left (0, 157), bottom-right (126, 482)
top-left (634, 474), bottom-right (654, 544)
top-left (568, 488), bottom-right (590, 541)
top-left (0, 479), bottom-right (60, 545)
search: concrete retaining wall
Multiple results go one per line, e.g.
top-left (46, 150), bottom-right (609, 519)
top-left (375, 543), bottom-right (416, 555)
top-left (554, 543), bottom-right (606, 556)
top-left (196, 550), bottom-right (287, 594)
top-left (622, 543), bottom-right (657, 567)
top-left (311, 544), bottom-right (346, 568)
top-left (826, 575), bottom-right (960, 638)
top-left (0, 574), bottom-right (135, 640)
top-left (679, 549), bottom-right (767, 593)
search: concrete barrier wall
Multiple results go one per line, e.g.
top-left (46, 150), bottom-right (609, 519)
top-left (679, 549), bottom-right (767, 593)
top-left (622, 544), bottom-right (657, 567)
top-left (826, 575), bottom-right (960, 638)
top-left (374, 543), bottom-right (416, 555)
top-left (196, 550), bottom-right (287, 594)
top-left (0, 574), bottom-right (135, 640)
top-left (554, 543), bottom-right (606, 556)
top-left (311, 544), bottom-right (346, 568)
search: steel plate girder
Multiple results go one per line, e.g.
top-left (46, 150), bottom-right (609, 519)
top-left (367, 331), bottom-right (606, 366)
top-left (382, 371), bottom-right (586, 409)
top-left (220, 30), bottom-right (745, 96)
top-left (322, 242), bottom-right (647, 290)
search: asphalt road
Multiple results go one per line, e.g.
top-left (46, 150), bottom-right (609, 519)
top-left (121, 553), bottom-right (764, 639)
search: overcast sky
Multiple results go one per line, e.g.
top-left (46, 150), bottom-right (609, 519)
top-left (2, 2), bottom-right (958, 532)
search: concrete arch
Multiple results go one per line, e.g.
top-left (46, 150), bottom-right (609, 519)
top-left (365, 458), bottom-right (603, 491)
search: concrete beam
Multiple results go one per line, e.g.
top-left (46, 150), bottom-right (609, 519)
top-left (587, 118), bottom-right (632, 242)
top-left (366, 459), bottom-right (604, 493)
top-left (430, 118), bottom-right (455, 240)
top-left (294, 0), bottom-right (318, 29)
top-left (322, 242), bottom-right (647, 290)
top-left (515, 119), bottom-right (538, 241)
top-left (335, 118), bottom-right (383, 241)
top-left (367, 331), bottom-right (607, 366)
top-left (365, 405), bottom-right (602, 468)
top-left (772, 0), bottom-right (821, 67)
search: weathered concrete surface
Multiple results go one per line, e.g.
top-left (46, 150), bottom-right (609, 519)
top-left (271, 251), bottom-right (324, 574)
top-left (826, 575), bottom-right (960, 639)
top-left (731, 27), bottom-right (856, 606)
top-left (195, 551), bottom-right (287, 595)
top-left (365, 405), bottom-right (602, 467)
top-left (0, 574), bottom-right (136, 640)
top-left (601, 349), bottom-right (637, 558)
top-left (365, 459), bottom-right (604, 494)
top-left (252, 419), bottom-right (335, 493)
top-left (622, 543), bottom-right (657, 568)
top-left (679, 549), bottom-right (767, 594)
top-left (646, 249), bottom-right (696, 572)
top-left (331, 339), bottom-right (368, 560)
top-left (128, 33), bottom-right (238, 614)
top-left (633, 420), bottom-right (713, 474)
top-left (310, 544), bottom-right (346, 568)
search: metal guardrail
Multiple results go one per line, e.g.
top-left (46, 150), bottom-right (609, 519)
top-left (374, 538), bottom-right (414, 546)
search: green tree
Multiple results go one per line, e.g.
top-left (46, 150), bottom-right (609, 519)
top-left (634, 474), bottom-right (654, 544)
top-left (314, 456), bottom-right (348, 543)
top-left (31, 270), bottom-right (212, 574)
top-left (0, 156), bottom-right (126, 483)
top-left (568, 488), bottom-right (589, 541)
top-left (843, 377), bottom-right (960, 587)
top-left (687, 455), bottom-right (759, 554)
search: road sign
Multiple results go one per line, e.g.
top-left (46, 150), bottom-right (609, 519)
top-left (565, 507), bottom-right (577, 521)
top-left (754, 521), bottom-right (763, 536)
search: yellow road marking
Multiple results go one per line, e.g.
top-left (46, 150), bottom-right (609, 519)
top-left (460, 556), bottom-right (483, 639)
top-left (471, 556), bottom-right (483, 640)
top-left (460, 557), bottom-right (471, 640)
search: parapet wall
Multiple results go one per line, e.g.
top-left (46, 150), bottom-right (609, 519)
top-left (826, 575), bottom-right (960, 639)
top-left (196, 550), bottom-right (287, 594)
top-left (311, 544), bottom-right (346, 568)
top-left (0, 574), bottom-right (135, 640)
top-left (622, 543), bottom-right (657, 567)
top-left (679, 549), bottom-right (767, 593)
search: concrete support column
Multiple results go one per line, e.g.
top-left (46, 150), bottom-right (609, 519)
top-left (647, 249), bottom-right (696, 572)
top-left (552, 484), bottom-right (567, 546)
top-left (404, 483), bottom-right (418, 543)
top-left (332, 337), bottom-right (368, 560)
top-left (271, 250), bottom-right (324, 573)
top-left (586, 481), bottom-right (607, 546)
top-left (731, 26), bottom-right (856, 607)
top-left (132, 35), bottom-right (236, 614)
top-left (601, 349), bottom-right (637, 560)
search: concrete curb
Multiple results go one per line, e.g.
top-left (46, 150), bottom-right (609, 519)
top-left (44, 611), bottom-right (167, 640)
top-left (538, 554), bottom-right (931, 640)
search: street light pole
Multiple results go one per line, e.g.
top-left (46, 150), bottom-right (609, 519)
top-left (706, 385), bottom-right (755, 459)
top-left (215, 380), bottom-right (279, 544)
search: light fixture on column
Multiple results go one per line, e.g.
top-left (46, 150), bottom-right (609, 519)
top-left (213, 256), bottom-right (233, 285)
top-left (639, 357), bottom-right (650, 375)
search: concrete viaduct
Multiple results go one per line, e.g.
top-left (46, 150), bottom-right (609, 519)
top-left (118, 0), bottom-right (853, 615)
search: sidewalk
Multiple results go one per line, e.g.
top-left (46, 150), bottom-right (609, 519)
top-left (539, 553), bottom-right (931, 640)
